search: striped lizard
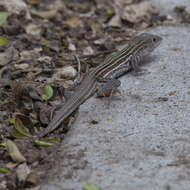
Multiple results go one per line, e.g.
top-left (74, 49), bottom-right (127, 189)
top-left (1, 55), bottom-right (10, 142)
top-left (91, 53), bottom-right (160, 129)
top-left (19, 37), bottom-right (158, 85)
top-left (38, 33), bottom-right (162, 137)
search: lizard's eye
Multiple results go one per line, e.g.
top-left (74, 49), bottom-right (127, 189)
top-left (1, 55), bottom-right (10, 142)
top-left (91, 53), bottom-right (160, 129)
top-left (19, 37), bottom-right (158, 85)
top-left (152, 38), bottom-right (157, 42)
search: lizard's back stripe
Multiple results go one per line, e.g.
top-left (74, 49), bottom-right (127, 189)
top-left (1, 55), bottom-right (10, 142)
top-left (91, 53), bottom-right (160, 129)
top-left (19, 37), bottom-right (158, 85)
top-left (93, 39), bottom-right (147, 78)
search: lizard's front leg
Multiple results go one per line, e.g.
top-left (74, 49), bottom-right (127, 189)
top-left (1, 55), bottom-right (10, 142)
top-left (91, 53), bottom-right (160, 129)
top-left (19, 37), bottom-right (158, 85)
top-left (50, 55), bottom-right (88, 119)
top-left (96, 78), bottom-right (121, 97)
top-left (130, 54), bottom-right (148, 75)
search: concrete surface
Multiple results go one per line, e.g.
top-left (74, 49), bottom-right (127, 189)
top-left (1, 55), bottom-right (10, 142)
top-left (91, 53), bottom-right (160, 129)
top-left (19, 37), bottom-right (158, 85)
top-left (152, 0), bottom-right (190, 12)
top-left (41, 1), bottom-right (190, 190)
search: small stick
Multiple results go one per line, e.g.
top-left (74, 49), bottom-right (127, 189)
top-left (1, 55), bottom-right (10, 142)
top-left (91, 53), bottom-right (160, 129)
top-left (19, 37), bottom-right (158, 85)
top-left (73, 54), bottom-right (81, 84)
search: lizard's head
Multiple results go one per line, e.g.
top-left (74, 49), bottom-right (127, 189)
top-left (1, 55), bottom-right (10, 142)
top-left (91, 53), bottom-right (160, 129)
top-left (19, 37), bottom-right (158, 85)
top-left (129, 33), bottom-right (162, 59)
top-left (144, 33), bottom-right (162, 49)
top-left (135, 33), bottom-right (162, 52)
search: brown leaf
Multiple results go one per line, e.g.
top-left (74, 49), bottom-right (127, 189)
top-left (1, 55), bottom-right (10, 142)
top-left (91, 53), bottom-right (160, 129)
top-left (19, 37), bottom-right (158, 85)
top-left (64, 17), bottom-right (82, 28)
top-left (0, 47), bottom-right (13, 66)
top-left (0, 0), bottom-right (31, 19)
top-left (26, 172), bottom-right (38, 186)
top-left (34, 102), bottom-right (51, 125)
top-left (30, 9), bottom-right (57, 19)
top-left (121, 2), bottom-right (159, 24)
top-left (114, 0), bottom-right (134, 8)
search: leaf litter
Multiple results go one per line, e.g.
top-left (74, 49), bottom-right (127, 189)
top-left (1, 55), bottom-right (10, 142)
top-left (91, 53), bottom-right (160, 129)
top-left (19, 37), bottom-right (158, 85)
top-left (0, 0), bottom-right (172, 188)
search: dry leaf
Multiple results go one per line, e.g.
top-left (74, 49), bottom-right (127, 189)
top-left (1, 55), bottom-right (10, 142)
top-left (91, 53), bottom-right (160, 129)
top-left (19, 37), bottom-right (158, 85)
top-left (0, 0), bottom-right (31, 19)
top-left (121, 2), bottom-right (159, 23)
top-left (52, 66), bottom-right (77, 80)
top-left (114, 0), bottom-right (134, 9)
top-left (108, 14), bottom-right (122, 27)
top-left (6, 162), bottom-right (18, 169)
top-left (25, 23), bottom-right (42, 37)
top-left (65, 17), bottom-right (82, 28)
top-left (91, 21), bottom-right (102, 35)
top-left (6, 139), bottom-right (26, 163)
top-left (0, 47), bottom-right (13, 66)
top-left (16, 163), bottom-right (30, 182)
top-left (30, 9), bottom-right (57, 19)
top-left (68, 42), bottom-right (76, 51)
top-left (20, 48), bottom-right (42, 61)
top-left (26, 172), bottom-right (38, 186)
top-left (14, 63), bottom-right (29, 70)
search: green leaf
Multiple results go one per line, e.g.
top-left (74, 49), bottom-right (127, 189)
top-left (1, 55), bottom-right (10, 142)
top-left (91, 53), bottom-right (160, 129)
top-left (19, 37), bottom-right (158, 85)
top-left (42, 85), bottom-right (53, 101)
top-left (0, 12), bottom-right (8, 26)
top-left (0, 143), bottom-right (6, 147)
top-left (12, 127), bottom-right (25, 139)
top-left (34, 140), bottom-right (53, 147)
top-left (42, 137), bottom-right (61, 143)
top-left (14, 118), bottom-right (31, 137)
top-left (0, 167), bottom-right (10, 173)
top-left (106, 9), bottom-right (115, 16)
top-left (106, 116), bottom-right (112, 121)
top-left (0, 36), bottom-right (8, 46)
top-left (83, 184), bottom-right (99, 190)
top-left (9, 117), bottom-right (16, 124)
top-left (10, 117), bottom-right (32, 138)
top-left (0, 100), bottom-right (9, 104)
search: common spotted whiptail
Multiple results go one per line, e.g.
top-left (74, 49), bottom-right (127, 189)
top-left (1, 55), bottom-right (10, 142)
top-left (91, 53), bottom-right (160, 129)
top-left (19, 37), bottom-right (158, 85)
top-left (38, 33), bottom-right (162, 137)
